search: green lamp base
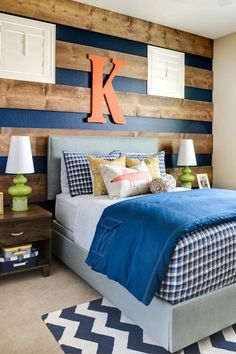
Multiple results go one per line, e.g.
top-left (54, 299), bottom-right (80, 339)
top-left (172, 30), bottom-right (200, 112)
top-left (178, 166), bottom-right (195, 189)
top-left (8, 174), bottom-right (32, 212)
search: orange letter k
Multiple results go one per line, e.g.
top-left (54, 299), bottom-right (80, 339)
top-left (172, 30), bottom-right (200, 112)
top-left (88, 54), bottom-right (127, 125)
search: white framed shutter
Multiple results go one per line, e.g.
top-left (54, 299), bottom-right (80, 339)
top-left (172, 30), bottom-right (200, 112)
top-left (0, 13), bottom-right (55, 83)
top-left (147, 46), bottom-right (185, 98)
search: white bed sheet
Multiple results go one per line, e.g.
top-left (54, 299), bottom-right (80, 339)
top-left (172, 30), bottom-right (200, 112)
top-left (55, 193), bottom-right (118, 249)
top-left (55, 188), bottom-right (187, 251)
top-left (55, 193), bottom-right (79, 234)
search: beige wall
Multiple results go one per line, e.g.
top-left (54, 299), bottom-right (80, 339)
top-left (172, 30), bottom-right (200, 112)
top-left (213, 33), bottom-right (236, 189)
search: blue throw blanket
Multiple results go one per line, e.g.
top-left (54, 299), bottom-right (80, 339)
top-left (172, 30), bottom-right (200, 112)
top-left (86, 189), bottom-right (236, 305)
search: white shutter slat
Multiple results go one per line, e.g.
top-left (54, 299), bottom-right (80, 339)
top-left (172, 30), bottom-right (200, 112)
top-left (0, 13), bottom-right (55, 83)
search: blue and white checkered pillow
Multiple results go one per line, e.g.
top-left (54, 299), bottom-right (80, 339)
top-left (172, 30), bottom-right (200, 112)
top-left (63, 150), bottom-right (122, 197)
top-left (125, 151), bottom-right (166, 175)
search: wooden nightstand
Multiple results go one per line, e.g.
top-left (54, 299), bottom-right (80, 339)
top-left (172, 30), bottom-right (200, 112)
top-left (0, 204), bottom-right (52, 277)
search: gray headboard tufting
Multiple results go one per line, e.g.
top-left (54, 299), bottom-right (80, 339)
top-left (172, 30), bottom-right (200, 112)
top-left (47, 135), bottom-right (157, 200)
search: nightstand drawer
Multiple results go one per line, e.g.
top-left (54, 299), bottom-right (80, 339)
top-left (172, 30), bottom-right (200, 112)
top-left (0, 205), bottom-right (52, 277)
top-left (0, 218), bottom-right (52, 247)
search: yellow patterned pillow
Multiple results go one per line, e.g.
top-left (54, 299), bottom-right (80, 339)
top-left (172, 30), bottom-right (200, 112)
top-left (126, 156), bottom-right (160, 180)
top-left (87, 155), bottom-right (126, 196)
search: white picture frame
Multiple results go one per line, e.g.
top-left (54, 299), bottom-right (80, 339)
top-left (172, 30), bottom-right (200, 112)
top-left (197, 173), bottom-right (210, 189)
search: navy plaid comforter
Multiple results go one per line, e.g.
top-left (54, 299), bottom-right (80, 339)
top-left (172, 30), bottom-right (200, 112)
top-left (159, 220), bottom-right (236, 304)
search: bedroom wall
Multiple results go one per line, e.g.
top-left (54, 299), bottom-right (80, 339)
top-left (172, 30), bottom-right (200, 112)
top-left (213, 33), bottom-right (236, 189)
top-left (0, 0), bottom-right (213, 204)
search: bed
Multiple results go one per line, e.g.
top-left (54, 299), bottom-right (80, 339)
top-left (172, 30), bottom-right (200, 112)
top-left (48, 135), bottom-right (236, 353)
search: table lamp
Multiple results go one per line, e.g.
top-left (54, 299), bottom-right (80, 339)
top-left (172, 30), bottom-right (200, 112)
top-left (177, 139), bottom-right (197, 189)
top-left (5, 136), bottom-right (34, 212)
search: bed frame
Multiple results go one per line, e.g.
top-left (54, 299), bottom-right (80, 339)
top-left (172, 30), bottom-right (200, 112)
top-left (48, 135), bottom-right (236, 353)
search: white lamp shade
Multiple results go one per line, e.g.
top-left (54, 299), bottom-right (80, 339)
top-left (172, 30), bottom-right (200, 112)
top-left (177, 139), bottom-right (197, 166)
top-left (5, 136), bottom-right (34, 174)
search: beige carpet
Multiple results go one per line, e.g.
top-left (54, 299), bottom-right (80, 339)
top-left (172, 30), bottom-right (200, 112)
top-left (0, 257), bottom-right (99, 354)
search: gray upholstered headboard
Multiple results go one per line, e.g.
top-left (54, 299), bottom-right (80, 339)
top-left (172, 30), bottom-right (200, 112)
top-left (47, 135), bottom-right (157, 200)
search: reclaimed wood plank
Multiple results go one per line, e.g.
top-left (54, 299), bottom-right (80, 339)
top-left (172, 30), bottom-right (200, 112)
top-left (0, 79), bottom-right (213, 121)
top-left (0, 0), bottom-right (213, 58)
top-left (117, 92), bottom-right (213, 121)
top-left (185, 66), bottom-right (213, 90)
top-left (0, 127), bottom-right (213, 156)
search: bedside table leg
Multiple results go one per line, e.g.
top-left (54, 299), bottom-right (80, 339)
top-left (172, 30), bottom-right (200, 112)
top-left (42, 265), bottom-right (50, 277)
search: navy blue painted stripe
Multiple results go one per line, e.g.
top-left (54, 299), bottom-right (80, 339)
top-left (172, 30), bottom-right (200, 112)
top-left (0, 158), bottom-right (7, 175)
top-left (56, 69), bottom-right (91, 88)
top-left (56, 25), bottom-right (147, 57)
top-left (185, 53), bottom-right (212, 70)
top-left (0, 154), bottom-right (211, 174)
top-left (57, 68), bottom-right (212, 101)
top-left (113, 76), bottom-right (147, 95)
top-left (0, 109), bottom-right (212, 134)
top-left (185, 87), bottom-right (212, 102)
top-left (56, 68), bottom-right (147, 94)
top-left (0, 157), bottom-right (47, 175)
top-left (166, 154), bottom-right (212, 168)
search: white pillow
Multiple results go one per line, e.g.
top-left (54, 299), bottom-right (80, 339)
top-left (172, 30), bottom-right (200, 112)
top-left (60, 155), bottom-right (70, 194)
top-left (100, 161), bottom-right (152, 199)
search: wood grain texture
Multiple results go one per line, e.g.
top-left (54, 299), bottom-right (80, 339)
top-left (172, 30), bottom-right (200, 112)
top-left (0, 204), bottom-right (51, 222)
top-left (0, 79), bottom-right (213, 121)
top-left (56, 41), bottom-right (148, 80)
top-left (185, 66), bottom-right (213, 90)
top-left (117, 92), bottom-right (213, 121)
top-left (0, 219), bottom-right (51, 245)
top-left (0, 204), bottom-right (52, 221)
top-left (167, 166), bottom-right (213, 187)
top-left (0, 174), bottom-right (47, 205)
top-left (0, 167), bottom-right (212, 204)
top-left (0, 127), bottom-right (213, 156)
top-left (0, 0), bottom-right (213, 58)
top-left (56, 41), bottom-right (213, 90)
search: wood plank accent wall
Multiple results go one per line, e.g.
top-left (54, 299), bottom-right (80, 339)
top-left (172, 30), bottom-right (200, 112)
top-left (0, 0), bottom-right (213, 58)
top-left (0, 128), bottom-right (213, 156)
top-left (0, 0), bottom-right (213, 204)
top-left (56, 41), bottom-right (213, 90)
top-left (0, 79), bottom-right (213, 121)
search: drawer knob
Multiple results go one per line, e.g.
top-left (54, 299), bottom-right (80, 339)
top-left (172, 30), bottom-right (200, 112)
top-left (11, 231), bottom-right (24, 237)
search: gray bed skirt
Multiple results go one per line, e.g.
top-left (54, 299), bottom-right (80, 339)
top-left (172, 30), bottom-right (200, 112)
top-left (52, 221), bottom-right (236, 353)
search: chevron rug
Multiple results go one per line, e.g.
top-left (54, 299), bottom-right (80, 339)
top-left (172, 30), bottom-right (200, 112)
top-left (42, 297), bottom-right (236, 354)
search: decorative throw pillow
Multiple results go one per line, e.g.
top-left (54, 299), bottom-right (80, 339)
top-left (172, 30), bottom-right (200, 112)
top-left (150, 174), bottom-right (177, 194)
top-left (101, 161), bottom-right (152, 199)
top-left (60, 154), bottom-right (70, 194)
top-left (63, 150), bottom-right (122, 197)
top-left (88, 155), bottom-right (126, 196)
top-left (126, 156), bottom-right (160, 180)
top-left (125, 151), bottom-right (166, 175)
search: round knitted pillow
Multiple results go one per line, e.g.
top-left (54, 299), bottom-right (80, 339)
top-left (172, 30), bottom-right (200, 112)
top-left (150, 174), bottom-right (176, 194)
